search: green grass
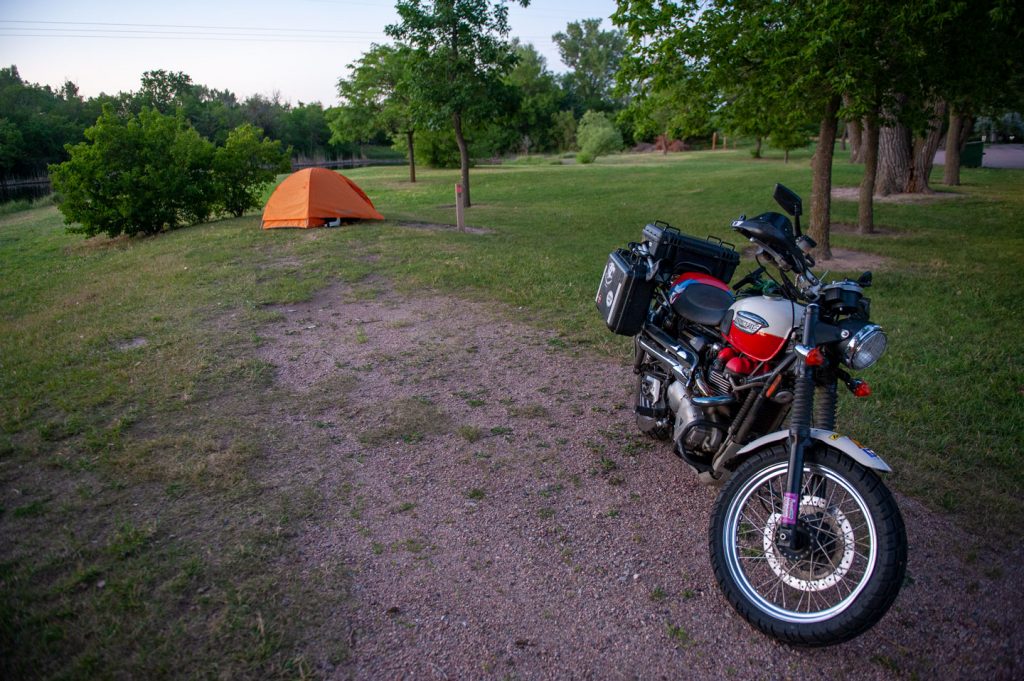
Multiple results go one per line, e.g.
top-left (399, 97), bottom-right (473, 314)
top-left (1, 150), bottom-right (1022, 676)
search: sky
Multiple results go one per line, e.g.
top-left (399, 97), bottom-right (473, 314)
top-left (0, 0), bottom-right (620, 105)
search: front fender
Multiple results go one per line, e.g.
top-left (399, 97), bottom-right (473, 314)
top-left (731, 428), bottom-right (892, 473)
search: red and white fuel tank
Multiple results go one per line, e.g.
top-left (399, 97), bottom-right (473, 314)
top-left (724, 296), bottom-right (804, 362)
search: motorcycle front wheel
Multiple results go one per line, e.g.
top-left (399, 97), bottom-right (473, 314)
top-left (709, 445), bottom-right (906, 646)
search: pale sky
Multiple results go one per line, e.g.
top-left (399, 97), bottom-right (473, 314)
top-left (0, 0), bottom-right (620, 105)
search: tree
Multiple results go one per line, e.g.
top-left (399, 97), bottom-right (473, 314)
top-left (614, 0), bottom-right (947, 257)
top-left (552, 19), bottom-right (626, 115)
top-left (137, 70), bottom-right (196, 114)
top-left (550, 110), bottom-right (577, 152)
top-left (0, 118), bottom-right (25, 185)
top-left (334, 43), bottom-right (420, 182)
top-left (213, 124), bottom-right (290, 217)
top-left (872, 1), bottom-right (1022, 193)
top-left (0, 66), bottom-right (95, 180)
top-left (504, 42), bottom-right (564, 154)
top-left (767, 115), bottom-right (810, 164)
top-left (615, 1), bottom-right (841, 258)
top-left (386, 0), bottom-right (529, 208)
top-left (282, 103), bottom-right (333, 160)
top-left (575, 110), bottom-right (623, 163)
top-left (51, 106), bottom-right (216, 237)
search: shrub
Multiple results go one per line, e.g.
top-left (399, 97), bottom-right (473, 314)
top-left (51, 107), bottom-right (291, 237)
top-left (575, 150), bottom-right (596, 164)
top-left (576, 111), bottom-right (623, 161)
top-left (51, 106), bottom-right (216, 238)
top-left (213, 124), bottom-right (290, 217)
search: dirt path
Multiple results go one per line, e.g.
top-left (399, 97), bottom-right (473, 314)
top-left (256, 282), bottom-right (1022, 680)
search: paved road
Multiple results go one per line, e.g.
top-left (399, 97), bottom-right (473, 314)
top-left (935, 143), bottom-right (1024, 169)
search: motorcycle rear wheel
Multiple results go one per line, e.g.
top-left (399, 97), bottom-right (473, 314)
top-left (709, 445), bottom-right (906, 646)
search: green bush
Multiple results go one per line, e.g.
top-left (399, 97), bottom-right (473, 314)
top-left (50, 107), bottom-right (289, 237)
top-left (51, 106), bottom-right (215, 237)
top-left (575, 150), bottom-right (596, 164)
top-left (576, 111), bottom-right (623, 161)
top-left (213, 124), bottom-right (290, 217)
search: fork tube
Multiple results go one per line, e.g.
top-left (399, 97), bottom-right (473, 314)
top-left (780, 304), bottom-right (819, 549)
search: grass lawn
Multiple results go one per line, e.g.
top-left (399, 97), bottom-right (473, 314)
top-left (1, 148), bottom-right (1021, 676)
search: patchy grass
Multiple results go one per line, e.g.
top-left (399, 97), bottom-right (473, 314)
top-left (666, 622), bottom-right (692, 647)
top-left (457, 425), bottom-right (483, 443)
top-left (358, 396), bottom-right (450, 445)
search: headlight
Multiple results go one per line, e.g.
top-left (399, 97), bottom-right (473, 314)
top-left (841, 324), bottom-right (887, 370)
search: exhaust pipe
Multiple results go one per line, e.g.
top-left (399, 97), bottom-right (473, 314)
top-left (638, 324), bottom-right (698, 383)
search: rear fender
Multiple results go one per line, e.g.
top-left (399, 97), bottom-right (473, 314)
top-left (728, 428), bottom-right (892, 473)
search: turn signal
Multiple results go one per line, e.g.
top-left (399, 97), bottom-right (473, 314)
top-left (852, 380), bottom-right (872, 398)
top-left (804, 347), bottom-right (826, 367)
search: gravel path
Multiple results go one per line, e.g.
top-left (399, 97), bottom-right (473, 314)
top-left (257, 282), bottom-right (1023, 680)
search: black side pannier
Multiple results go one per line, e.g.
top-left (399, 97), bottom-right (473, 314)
top-left (642, 221), bottom-right (739, 283)
top-left (595, 248), bottom-right (654, 336)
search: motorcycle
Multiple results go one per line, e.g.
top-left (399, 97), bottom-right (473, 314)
top-left (596, 184), bottom-right (906, 646)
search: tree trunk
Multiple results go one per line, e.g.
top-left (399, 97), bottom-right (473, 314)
top-left (907, 100), bottom-right (946, 193)
top-left (810, 95), bottom-right (841, 261)
top-left (712, 131), bottom-right (717, 151)
top-left (878, 100), bottom-right (947, 195)
top-left (753, 136), bottom-right (762, 159)
top-left (942, 105), bottom-right (968, 186)
top-left (876, 119), bottom-right (912, 196)
top-left (847, 120), bottom-right (862, 162)
top-left (858, 114), bottom-right (880, 234)
top-left (406, 130), bottom-right (417, 183)
top-left (784, 149), bottom-right (790, 163)
top-left (453, 111), bottom-right (471, 207)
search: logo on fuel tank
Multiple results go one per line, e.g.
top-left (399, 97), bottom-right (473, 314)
top-left (733, 311), bottom-right (769, 334)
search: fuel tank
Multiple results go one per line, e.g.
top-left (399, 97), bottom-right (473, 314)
top-left (723, 296), bottom-right (803, 362)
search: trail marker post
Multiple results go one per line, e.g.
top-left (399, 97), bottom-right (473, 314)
top-left (455, 183), bottom-right (465, 231)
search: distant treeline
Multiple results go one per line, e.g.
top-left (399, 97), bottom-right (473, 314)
top-left (0, 66), bottom-right (355, 185)
top-left (0, 17), bottom-right (636, 185)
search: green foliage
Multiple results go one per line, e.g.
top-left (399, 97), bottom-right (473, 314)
top-left (504, 41), bottom-right (566, 154)
top-left (550, 110), bottom-right (578, 152)
top-left (386, 0), bottom-right (529, 202)
top-left (51, 107), bottom-right (291, 236)
top-left (575, 150), bottom-right (595, 164)
top-left (552, 18), bottom-right (627, 115)
top-left (333, 43), bottom-right (418, 148)
top-left (213, 124), bottom-right (290, 217)
top-left (403, 127), bottom-right (462, 169)
top-left (0, 64), bottom-right (349, 184)
top-left (0, 66), bottom-right (99, 179)
top-left (769, 124), bottom-right (811, 160)
top-left (386, 1), bottom-right (527, 130)
top-left (50, 106), bottom-right (216, 237)
top-left (576, 111), bottom-right (623, 160)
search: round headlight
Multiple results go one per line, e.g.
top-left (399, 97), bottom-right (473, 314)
top-left (842, 324), bottom-right (887, 370)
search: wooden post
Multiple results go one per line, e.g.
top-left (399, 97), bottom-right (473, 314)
top-left (455, 183), bottom-right (465, 231)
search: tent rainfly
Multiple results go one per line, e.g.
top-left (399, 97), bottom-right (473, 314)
top-left (261, 167), bottom-right (384, 229)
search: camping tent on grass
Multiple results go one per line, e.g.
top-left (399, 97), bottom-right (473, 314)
top-left (261, 167), bottom-right (384, 229)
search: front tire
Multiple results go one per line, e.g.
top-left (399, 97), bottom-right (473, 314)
top-left (709, 445), bottom-right (906, 646)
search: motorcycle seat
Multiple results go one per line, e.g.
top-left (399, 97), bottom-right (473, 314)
top-left (670, 273), bottom-right (734, 326)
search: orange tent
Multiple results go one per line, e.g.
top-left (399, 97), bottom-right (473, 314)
top-left (261, 168), bottom-right (384, 229)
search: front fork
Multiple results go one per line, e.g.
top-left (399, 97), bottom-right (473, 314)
top-left (778, 303), bottom-right (819, 552)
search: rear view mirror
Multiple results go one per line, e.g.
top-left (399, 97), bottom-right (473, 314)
top-left (773, 184), bottom-right (802, 217)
